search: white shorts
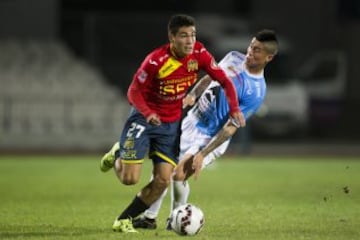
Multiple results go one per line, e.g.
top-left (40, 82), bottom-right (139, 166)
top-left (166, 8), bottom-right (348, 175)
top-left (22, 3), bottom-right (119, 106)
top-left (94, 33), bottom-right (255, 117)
top-left (180, 112), bottom-right (230, 169)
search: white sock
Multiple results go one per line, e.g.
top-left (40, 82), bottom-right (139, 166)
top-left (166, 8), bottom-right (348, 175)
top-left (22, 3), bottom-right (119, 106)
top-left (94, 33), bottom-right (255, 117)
top-left (143, 187), bottom-right (168, 219)
top-left (171, 180), bottom-right (190, 213)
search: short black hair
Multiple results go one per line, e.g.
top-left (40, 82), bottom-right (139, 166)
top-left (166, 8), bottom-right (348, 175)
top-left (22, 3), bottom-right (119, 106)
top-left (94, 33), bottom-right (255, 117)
top-left (255, 29), bottom-right (279, 55)
top-left (255, 29), bottom-right (278, 43)
top-left (168, 14), bottom-right (195, 35)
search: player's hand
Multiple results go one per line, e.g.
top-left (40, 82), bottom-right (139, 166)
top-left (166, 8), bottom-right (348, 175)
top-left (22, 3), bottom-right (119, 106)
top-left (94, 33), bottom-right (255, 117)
top-left (146, 113), bottom-right (162, 126)
top-left (183, 93), bottom-right (196, 109)
top-left (231, 110), bottom-right (246, 127)
top-left (192, 152), bottom-right (204, 180)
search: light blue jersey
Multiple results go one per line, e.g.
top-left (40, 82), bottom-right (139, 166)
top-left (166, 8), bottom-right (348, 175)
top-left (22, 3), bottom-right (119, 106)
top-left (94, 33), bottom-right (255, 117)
top-left (191, 51), bottom-right (266, 137)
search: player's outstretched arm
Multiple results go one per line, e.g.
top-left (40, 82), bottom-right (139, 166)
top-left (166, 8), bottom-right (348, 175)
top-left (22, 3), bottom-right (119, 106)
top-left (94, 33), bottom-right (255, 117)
top-left (192, 120), bottom-right (238, 179)
top-left (183, 75), bottom-right (213, 108)
top-left (190, 75), bottom-right (213, 98)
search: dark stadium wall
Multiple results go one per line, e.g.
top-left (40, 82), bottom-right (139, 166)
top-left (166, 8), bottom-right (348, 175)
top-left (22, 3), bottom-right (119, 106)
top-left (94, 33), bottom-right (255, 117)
top-left (1, 0), bottom-right (359, 139)
top-left (0, 0), bottom-right (59, 39)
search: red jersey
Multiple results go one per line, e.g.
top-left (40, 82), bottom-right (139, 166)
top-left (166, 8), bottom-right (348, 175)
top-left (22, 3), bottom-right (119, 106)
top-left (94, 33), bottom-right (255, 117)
top-left (127, 41), bottom-right (239, 122)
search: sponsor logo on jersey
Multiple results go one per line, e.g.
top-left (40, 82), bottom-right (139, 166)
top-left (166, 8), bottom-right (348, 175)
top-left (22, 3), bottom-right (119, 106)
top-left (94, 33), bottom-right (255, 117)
top-left (187, 59), bottom-right (198, 72)
top-left (159, 74), bottom-right (197, 96)
top-left (121, 150), bottom-right (137, 159)
top-left (157, 57), bottom-right (182, 79)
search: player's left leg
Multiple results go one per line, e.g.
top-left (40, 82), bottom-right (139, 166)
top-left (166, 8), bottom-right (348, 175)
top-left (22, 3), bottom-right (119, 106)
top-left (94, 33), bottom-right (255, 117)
top-left (126, 161), bottom-right (173, 230)
top-left (133, 175), bottom-right (168, 229)
top-left (112, 163), bottom-right (173, 233)
top-left (138, 120), bottom-right (179, 206)
top-left (139, 162), bottom-right (174, 205)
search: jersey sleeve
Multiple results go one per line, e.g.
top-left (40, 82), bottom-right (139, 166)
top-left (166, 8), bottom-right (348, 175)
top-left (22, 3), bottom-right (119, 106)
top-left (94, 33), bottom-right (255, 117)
top-left (199, 47), bottom-right (240, 115)
top-left (127, 53), bottom-right (158, 119)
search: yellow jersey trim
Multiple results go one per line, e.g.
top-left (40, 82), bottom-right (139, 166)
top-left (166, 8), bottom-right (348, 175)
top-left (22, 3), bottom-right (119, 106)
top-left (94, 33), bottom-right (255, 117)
top-left (150, 151), bottom-right (177, 167)
top-left (121, 159), bottom-right (144, 164)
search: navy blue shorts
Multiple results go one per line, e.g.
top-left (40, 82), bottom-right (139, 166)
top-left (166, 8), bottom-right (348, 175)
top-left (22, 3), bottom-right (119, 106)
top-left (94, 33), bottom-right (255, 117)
top-left (119, 108), bottom-right (180, 166)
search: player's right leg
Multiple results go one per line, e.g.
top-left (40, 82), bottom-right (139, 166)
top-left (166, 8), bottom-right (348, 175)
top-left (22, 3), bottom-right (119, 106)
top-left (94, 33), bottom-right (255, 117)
top-left (109, 109), bottom-right (150, 233)
top-left (111, 162), bottom-right (146, 233)
top-left (112, 163), bottom-right (147, 230)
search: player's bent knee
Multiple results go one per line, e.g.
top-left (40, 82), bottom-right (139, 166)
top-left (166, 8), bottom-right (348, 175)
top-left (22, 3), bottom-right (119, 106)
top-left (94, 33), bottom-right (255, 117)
top-left (173, 166), bottom-right (188, 181)
top-left (173, 172), bottom-right (186, 181)
top-left (121, 177), bottom-right (138, 185)
top-left (153, 175), bottom-right (170, 191)
top-left (119, 172), bottom-right (140, 185)
top-left (116, 161), bottom-right (142, 185)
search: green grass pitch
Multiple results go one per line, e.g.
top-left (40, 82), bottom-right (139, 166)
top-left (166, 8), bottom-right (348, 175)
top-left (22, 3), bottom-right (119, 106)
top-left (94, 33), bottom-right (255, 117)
top-left (0, 155), bottom-right (359, 240)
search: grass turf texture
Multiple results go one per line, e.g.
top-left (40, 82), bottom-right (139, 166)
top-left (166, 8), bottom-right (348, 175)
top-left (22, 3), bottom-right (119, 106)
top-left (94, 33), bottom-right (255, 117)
top-left (0, 155), bottom-right (359, 240)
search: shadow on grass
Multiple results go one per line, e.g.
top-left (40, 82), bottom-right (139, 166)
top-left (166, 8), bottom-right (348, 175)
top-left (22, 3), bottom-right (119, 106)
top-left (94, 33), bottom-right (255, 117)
top-left (0, 224), bottom-right (109, 239)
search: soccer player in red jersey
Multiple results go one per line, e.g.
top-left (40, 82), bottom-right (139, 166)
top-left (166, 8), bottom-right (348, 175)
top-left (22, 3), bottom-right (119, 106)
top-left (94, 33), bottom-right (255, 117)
top-left (100, 14), bottom-right (245, 233)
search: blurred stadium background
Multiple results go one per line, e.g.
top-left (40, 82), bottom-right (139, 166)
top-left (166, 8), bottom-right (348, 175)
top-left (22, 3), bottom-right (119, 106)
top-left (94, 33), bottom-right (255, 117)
top-left (1, 0), bottom-right (360, 156)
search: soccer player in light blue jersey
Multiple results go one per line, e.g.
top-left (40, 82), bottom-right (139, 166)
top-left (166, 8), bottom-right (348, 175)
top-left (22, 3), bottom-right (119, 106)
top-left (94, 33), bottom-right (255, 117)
top-left (132, 29), bottom-right (279, 229)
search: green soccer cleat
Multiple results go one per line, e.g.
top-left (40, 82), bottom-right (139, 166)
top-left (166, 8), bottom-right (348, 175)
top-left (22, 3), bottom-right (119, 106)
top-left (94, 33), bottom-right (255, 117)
top-left (100, 142), bottom-right (120, 172)
top-left (112, 218), bottom-right (138, 233)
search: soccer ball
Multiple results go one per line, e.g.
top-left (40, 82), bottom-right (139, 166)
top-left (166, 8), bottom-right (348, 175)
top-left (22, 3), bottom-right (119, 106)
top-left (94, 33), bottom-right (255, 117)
top-left (169, 203), bottom-right (205, 236)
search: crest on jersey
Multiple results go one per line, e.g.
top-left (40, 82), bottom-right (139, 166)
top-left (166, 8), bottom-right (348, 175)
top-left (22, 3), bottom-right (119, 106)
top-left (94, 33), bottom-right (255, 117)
top-left (187, 60), bottom-right (198, 72)
top-left (123, 138), bottom-right (135, 149)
